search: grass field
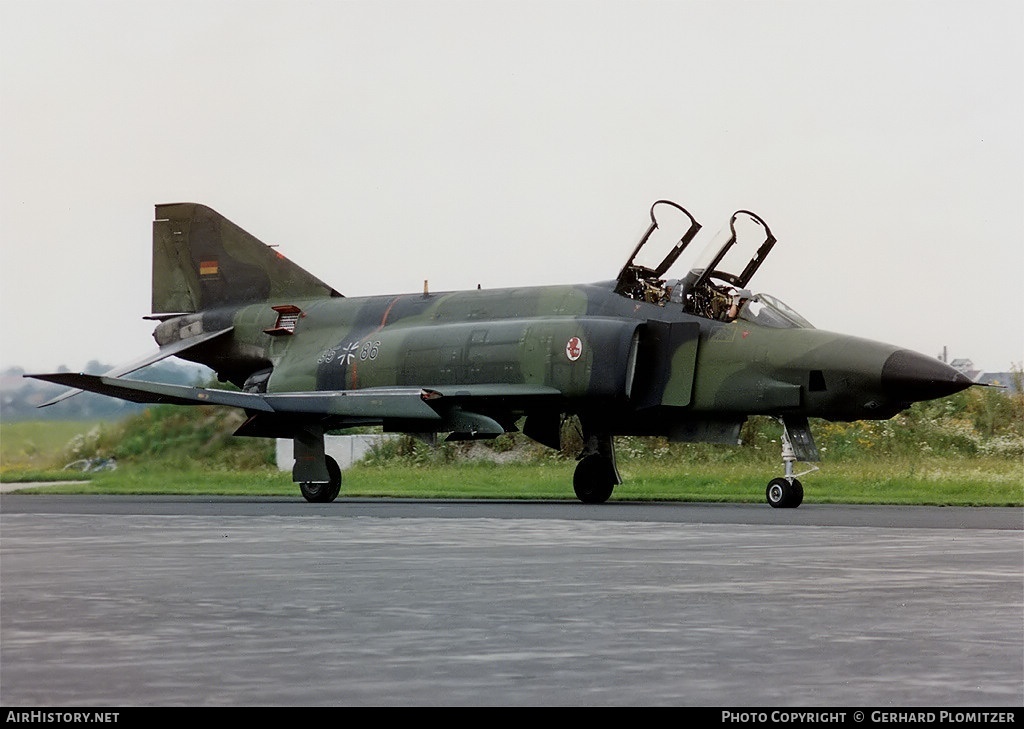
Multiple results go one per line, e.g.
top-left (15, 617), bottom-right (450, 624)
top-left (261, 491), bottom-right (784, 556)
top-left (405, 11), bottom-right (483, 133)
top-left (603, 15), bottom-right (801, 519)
top-left (4, 457), bottom-right (1021, 506)
top-left (3, 418), bottom-right (1021, 506)
top-left (0, 420), bottom-right (106, 470)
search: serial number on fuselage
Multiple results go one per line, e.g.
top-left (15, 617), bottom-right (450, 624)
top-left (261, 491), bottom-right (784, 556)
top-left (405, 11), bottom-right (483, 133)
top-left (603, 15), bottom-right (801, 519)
top-left (317, 341), bottom-right (382, 365)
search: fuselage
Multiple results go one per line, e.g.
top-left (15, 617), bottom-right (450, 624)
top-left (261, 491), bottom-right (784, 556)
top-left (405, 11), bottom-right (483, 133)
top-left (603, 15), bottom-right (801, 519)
top-left (158, 279), bottom-right (969, 438)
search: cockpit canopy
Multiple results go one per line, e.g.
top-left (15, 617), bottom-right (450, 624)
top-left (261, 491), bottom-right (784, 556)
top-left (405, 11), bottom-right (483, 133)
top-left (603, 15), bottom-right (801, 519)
top-left (614, 200), bottom-right (813, 329)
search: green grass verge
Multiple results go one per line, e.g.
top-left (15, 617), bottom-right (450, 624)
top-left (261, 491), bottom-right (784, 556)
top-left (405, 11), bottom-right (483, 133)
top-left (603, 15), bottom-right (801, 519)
top-left (3, 406), bottom-right (1021, 506)
top-left (6, 457), bottom-right (1021, 506)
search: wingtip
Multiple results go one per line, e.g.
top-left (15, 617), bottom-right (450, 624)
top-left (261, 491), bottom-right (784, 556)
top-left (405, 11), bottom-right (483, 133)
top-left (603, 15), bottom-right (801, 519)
top-left (24, 372), bottom-right (85, 408)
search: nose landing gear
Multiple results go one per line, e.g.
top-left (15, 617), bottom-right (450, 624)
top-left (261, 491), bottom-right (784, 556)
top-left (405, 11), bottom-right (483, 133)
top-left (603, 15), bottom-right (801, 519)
top-left (766, 476), bottom-right (803, 508)
top-left (766, 416), bottom-right (819, 509)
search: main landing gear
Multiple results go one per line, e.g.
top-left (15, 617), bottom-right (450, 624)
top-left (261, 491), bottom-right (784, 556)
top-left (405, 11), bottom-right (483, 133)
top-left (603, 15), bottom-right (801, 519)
top-left (573, 434), bottom-right (621, 504)
top-left (292, 426), bottom-right (342, 503)
top-left (298, 455), bottom-right (342, 503)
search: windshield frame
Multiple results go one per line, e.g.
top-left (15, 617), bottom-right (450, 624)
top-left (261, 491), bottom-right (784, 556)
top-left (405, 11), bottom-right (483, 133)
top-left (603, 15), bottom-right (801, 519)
top-left (738, 293), bottom-right (814, 329)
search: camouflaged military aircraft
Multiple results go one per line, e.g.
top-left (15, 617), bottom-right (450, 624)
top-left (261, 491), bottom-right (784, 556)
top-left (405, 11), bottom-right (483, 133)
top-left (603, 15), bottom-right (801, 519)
top-left (30, 200), bottom-right (974, 507)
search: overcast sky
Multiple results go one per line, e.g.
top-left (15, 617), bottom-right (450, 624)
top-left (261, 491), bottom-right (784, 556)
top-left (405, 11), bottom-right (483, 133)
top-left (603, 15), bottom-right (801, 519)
top-left (1, 0), bottom-right (1021, 375)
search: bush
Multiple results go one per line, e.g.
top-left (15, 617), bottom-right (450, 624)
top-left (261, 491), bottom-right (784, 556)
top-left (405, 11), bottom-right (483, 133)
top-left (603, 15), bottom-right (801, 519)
top-left (60, 404), bottom-right (275, 471)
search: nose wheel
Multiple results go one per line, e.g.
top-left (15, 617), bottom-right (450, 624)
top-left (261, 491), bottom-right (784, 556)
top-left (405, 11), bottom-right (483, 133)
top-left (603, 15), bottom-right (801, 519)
top-left (766, 477), bottom-right (803, 508)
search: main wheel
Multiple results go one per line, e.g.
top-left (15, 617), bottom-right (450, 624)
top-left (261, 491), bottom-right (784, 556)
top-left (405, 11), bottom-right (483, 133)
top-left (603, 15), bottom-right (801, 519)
top-left (766, 477), bottom-right (803, 508)
top-left (573, 454), bottom-right (616, 504)
top-left (299, 456), bottom-right (342, 503)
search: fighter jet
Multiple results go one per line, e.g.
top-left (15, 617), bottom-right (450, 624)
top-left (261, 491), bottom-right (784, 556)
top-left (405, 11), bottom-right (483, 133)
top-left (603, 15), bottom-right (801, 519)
top-left (29, 200), bottom-right (974, 507)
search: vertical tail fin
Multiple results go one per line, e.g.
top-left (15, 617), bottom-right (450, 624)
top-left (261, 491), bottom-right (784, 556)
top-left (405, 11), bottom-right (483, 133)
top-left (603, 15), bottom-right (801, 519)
top-left (151, 203), bottom-right (342, 316)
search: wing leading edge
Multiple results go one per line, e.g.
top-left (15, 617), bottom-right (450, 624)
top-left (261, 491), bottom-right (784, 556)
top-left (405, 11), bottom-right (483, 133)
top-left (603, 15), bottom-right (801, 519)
top-left (26, 372), bottom-right (562, 434)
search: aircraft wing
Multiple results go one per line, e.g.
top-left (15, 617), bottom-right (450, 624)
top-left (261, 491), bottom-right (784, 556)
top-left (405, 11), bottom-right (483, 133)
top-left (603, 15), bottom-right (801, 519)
top-left (266, 384), bottom-right (558, 415)
top-left (25, 373), bottom-right (561, 431)
top-left (35, 327), bottom-right (234, 407)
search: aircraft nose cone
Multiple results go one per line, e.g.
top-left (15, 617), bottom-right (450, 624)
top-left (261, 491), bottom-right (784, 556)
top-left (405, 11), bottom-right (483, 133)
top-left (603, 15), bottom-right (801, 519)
top-left (881, 349), bottom-right (974, 402)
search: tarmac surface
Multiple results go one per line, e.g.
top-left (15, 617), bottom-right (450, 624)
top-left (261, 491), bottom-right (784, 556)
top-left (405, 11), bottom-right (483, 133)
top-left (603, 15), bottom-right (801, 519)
top-left (1, 494), bottom-right (1021, 707)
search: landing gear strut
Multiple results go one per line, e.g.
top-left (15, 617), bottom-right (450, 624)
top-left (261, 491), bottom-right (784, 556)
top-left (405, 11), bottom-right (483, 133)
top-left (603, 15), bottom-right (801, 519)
top-left (292, 426), bottom-right (342, 503)
top-left (765, 418), bottom-right (817, 509)
top-left (573, 433), bottom-right (620, 504)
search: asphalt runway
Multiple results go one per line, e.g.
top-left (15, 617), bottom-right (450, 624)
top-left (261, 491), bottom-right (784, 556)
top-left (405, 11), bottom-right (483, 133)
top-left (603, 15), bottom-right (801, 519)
top-left (1, 495), bottom-right (1021, 707)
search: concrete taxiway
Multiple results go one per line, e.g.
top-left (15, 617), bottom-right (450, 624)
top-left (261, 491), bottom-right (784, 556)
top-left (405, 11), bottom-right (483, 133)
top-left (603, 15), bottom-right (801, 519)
top-left (1, 495), bottom-right (1021, 707)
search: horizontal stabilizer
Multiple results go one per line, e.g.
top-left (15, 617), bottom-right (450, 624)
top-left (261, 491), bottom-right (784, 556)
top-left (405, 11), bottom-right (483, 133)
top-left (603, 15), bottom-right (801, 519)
top-left (27, 373), bottom-right (273, 411)
top-left (34, 327), bottom-right (233, 407)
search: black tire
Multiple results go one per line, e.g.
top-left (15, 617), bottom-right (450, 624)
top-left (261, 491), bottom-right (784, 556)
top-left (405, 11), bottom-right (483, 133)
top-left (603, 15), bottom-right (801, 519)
top-left (573, 454), bottom-right (616, 504)
top-left (788, 478), bottom-right (804, 508)
top-left (299, 456), bottom-right (342, 503)
top-left (766, 477), bottom-right (803, 508)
